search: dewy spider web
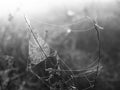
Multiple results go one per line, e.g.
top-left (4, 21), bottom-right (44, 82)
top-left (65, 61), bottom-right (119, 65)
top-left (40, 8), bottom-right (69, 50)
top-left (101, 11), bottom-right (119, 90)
top-left (24, 15), bottom-right (103, 90)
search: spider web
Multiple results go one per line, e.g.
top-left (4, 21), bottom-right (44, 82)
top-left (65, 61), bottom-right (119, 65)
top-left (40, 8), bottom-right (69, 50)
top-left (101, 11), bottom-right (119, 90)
top-left (29, 29), bottom-right (50, 64)
top-left (25, 16), bottom-right (103, 90)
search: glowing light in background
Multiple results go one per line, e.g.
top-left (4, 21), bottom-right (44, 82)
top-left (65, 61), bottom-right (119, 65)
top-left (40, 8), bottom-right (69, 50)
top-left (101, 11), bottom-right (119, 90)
top-left (0, 0), bottom-right (116, 17)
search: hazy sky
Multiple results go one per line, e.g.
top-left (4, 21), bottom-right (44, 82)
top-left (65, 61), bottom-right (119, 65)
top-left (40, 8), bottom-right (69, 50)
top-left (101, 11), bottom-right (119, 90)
top-left (0, 0), bottom-right (117, 17)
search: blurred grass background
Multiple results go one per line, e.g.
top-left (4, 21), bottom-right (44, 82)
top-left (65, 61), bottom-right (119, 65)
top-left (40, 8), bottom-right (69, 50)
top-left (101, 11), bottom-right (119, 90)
top-left (0, 0), bottom-right (120, 90)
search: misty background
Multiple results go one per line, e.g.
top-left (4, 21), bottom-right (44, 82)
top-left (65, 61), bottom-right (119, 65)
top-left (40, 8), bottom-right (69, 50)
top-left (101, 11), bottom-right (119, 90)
top-left (0, 0), bottom-right (120, 90)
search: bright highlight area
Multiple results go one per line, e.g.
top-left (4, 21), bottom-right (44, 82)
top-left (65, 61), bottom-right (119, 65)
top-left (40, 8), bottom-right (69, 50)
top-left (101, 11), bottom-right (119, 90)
top-left (0, 0), bottom-right (116, 17)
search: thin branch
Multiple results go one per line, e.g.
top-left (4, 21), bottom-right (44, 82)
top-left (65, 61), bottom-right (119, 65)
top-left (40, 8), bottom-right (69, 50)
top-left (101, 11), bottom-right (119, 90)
top-left (24, 15), bottom-right (48, 59)
top-left (86, 16), bottom-right (103, 87)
